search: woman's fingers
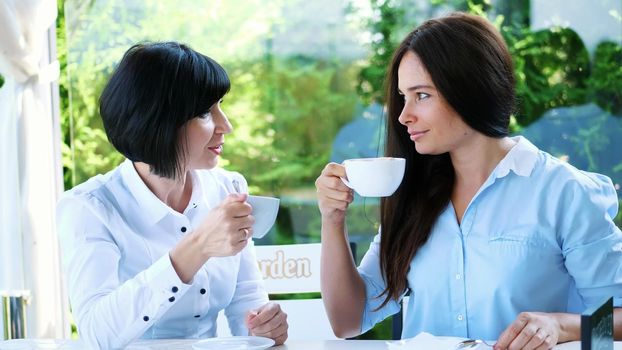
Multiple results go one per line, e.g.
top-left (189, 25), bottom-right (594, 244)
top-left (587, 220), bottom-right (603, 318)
top-left (248, 304), bottom-right (288, 339)
top-left (322, 162), bottom-right (347, 178)
top-left (319, 185), bottom-right (353, 202)
top-left (320, 197), bottom-right (352, 211)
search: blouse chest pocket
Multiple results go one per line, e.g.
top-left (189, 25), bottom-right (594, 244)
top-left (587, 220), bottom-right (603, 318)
top-left (488, 227), bottom-right (560, 254)
top-left (482, 227), bottom-right (570, 299)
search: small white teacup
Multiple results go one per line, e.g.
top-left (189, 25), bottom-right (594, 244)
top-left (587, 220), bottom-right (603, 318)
top-left (341, 157), bottom-right (406, 197)
top-left (247, 195), bottom-right (280, 239)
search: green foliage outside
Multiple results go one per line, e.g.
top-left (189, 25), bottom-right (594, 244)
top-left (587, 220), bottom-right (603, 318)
top-left (588, 41), bottom-right (622, 115)
top-left (356, 0), bottom-right (405, 105)
top-left (0, 74), bottom-right (4, 89)
top-left (222, 57), bottom-right (358, 193)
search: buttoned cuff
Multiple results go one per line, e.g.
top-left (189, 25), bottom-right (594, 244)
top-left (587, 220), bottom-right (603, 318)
top-left (145, 253), bottom-right (193, 295)
top-left (135, 254), bottom-right (193, 322)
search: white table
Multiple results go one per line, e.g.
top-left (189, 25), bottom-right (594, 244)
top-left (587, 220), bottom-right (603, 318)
top-left (273, 340), bottom-right (620, 350)
top-left (1, 338), bottom-right (621, 349)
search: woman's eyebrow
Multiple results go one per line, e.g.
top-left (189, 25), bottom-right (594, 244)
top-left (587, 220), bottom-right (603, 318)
top-left (405, 84), bottom-right (434, 91)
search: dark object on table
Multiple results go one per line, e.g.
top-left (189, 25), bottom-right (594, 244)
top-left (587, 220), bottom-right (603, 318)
top-left (582, 297), bottom-right (613, 350)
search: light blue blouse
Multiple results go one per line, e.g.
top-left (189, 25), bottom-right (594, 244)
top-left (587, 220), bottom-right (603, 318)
top-left (358, 136), bottom-right (622, 340)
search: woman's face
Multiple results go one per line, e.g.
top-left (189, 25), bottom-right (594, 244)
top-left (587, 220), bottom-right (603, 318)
top-left (181, 100), bottom-right (232, 171)
top-left (397, 51), bottom-right (474, 155)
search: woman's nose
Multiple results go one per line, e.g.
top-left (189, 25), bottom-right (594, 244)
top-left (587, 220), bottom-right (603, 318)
top-left (214, 109), bottom-right (233, 134)
top-left (397, 102), bottom-right (416, 125)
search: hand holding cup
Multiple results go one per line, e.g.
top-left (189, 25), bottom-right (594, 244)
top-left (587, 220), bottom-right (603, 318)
top-left (195, 193), bottom-right (255, 258)
top-left (315, 163), bottom-right (354, 222)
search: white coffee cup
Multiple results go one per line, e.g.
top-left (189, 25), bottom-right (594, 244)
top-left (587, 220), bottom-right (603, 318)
top-left (247, 195), bottom-right (280, 239)
top-left (341, 157), bottom-right (406, 197)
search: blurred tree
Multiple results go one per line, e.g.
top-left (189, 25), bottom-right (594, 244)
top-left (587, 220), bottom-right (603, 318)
top-left (0, 74), bottom-right (4, 88)
top-left (494, 0), bottom-right (529, 29)
top-left (588, 41), bottom-right (622, 115)
top-left (507, 27), bottom-right (591, 126)
top-left (222, 56), bottom-right (358, 194)
top-left (58, 0), bottom-right (125, 189)
top-left (356, 0), bottom-right (405, 105)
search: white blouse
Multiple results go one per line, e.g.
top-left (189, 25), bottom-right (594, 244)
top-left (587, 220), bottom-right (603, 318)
top-left (57, 159), bottom-right (268, 349)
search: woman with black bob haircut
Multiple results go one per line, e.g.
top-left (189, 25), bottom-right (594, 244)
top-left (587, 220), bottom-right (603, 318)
top-left (57, 42), bottom-right (288, 349)
top-left (100, 41), bottom-right (230, 180)
top-left (316, 12), bottom-right (621, 348)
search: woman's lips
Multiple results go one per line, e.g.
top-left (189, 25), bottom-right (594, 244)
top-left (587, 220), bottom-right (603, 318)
top-left (208, 145), bottom-right (223, 155)
top-left (409, 130), bottom-right (429, 141)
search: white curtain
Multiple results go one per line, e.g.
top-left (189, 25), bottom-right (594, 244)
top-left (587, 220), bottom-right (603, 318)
top-left (0, 0), bottom-right (69, 339)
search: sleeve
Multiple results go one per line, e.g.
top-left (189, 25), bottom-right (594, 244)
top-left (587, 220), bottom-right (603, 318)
top-left (357, 231), bottom-right (402, 334)
top-left (57, 194), bottom-right (193, 350)
top-left (559, 172), bottom-right (622, 308)
top-left (224, 234), bottom-right (269, 335)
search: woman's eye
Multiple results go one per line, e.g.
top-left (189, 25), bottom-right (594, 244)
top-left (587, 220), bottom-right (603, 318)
top-left (417, 92), bottom-right (430, 100)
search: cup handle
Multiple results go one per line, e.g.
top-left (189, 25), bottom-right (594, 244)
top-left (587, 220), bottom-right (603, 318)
top-left (340, 177), bottom-right (354, 189)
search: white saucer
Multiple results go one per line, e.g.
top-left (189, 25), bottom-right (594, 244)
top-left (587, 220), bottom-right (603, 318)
top-left (192, 336), bottom-right (275, 350)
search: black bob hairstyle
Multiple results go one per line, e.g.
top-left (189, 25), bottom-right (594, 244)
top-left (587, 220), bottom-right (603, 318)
top-left (99, 41), bottom-right (230, 179)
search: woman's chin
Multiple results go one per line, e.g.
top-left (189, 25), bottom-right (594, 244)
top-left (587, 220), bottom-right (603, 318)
top-left (191, 159), bottom-right (218, 170)
top-left (414, 143), bottom-right (446, 156)
top-left (414, 143), bottom-right (432, 155)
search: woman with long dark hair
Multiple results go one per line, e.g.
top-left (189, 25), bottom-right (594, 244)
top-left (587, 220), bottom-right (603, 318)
top-left (57, 42), bottom-right (288, 349)
top-left (315, 12), bottom-right (621, 348)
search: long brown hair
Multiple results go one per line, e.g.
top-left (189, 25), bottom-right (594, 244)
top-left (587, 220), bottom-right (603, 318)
top-left (378, 12), bottom-right (516, 308)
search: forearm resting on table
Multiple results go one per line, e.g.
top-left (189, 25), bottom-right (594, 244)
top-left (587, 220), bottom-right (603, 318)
top-left (320, 219), bottom-right (366, 338)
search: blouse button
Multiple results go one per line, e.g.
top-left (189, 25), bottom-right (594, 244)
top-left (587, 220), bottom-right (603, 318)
top-left (181, 226), bottom-right (187, 233)
top-left (143, 316), bottom-right (149, 322)
top-left (169, 296), bottom-right (175, 302)
top-left (172, 286), bottom-right (178, 293)
top-left (200, 288), bottom-right (206, 295)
